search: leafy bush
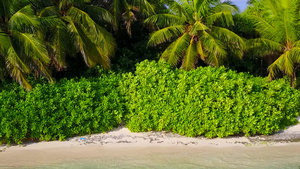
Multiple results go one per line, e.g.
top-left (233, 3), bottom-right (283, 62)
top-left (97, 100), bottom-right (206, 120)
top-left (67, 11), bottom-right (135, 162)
top-left (0, 72), bottom-right (125, 144)
top-left (1, 60), bottom-right (300, 144)
top-left (121, 60), bottom-right (300, 138)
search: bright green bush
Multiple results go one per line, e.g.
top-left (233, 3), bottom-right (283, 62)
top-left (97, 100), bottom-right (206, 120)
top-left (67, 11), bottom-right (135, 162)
top-left (121, 60), bottom-right (300, 138)
top-left (1, 60), bottom-right (300, 144)
top-left (0, 73), bottom-right (125, 144)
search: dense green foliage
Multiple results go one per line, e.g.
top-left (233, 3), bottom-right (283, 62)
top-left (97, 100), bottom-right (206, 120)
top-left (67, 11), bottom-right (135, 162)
top-left (245, 0), bottom-right (300, 88)
top-left (2, 0), bottom-right (300, 88)
top-left (0, 72), bottom-right (125, 144)
top-left (1, 60), bottom-right (300, 144)
top-left (0, 0), bottom-right (54, 90)
top-left (121, 60), bottom-right (300, 138)
top-left (146, 0), bottom-right (244, 70)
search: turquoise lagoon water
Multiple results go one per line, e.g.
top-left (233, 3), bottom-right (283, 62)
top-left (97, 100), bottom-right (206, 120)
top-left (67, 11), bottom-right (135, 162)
top-left (14, 145), bottom-right (300, 169)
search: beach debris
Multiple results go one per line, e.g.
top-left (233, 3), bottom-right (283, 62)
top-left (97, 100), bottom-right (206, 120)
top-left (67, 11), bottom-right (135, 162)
top-left (80, 138), bottom-right (86, 141)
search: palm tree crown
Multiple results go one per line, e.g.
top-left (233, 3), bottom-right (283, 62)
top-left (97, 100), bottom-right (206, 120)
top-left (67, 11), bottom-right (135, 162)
top-left (106, 0), bottom-right (155, 36)
top-left (38, 0), bottom-right (116, 71)
top-left (0, 0), bottom-right (53, 90)
top-left (146, 0), bottom-right (244, 70)
top-left (247, 0), bottom-right (300, 87)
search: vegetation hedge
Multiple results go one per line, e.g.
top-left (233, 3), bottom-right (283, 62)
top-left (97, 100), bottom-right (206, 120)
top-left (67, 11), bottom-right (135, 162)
top-left (0, 72), bottom-right (125, 144)
top-left (1, 60), bottom-right (300, 144)
top-left (121, 60), bottom-right (300, 138)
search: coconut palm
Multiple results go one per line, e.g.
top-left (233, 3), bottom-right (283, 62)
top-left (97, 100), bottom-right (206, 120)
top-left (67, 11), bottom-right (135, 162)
top-left (0, 0), bottom-right (53, 90)
top-left (246, 0), bottom-right (300, 87)
top-left (104, 0), bottom-right (155, 36)
top-left (146, 0), bottom-right (245, 70)
top-left (37, 0), bottom-right (116, 71)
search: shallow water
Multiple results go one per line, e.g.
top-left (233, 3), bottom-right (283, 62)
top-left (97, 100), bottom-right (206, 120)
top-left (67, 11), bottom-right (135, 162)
top-left (12, 145), bottom-right (300, 169)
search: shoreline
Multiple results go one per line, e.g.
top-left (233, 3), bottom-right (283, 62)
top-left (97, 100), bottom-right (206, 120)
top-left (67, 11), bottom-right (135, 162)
top-left (1, 118), bottom-right (300, 168)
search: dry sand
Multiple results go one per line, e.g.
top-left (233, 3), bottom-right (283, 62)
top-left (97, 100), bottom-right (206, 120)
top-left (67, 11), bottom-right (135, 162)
top-left (0, 117), bottom-right (300, 168)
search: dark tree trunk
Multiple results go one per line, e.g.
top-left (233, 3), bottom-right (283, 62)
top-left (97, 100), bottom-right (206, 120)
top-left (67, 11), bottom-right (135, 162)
top-left (291, 74), bottom-right (295, 88)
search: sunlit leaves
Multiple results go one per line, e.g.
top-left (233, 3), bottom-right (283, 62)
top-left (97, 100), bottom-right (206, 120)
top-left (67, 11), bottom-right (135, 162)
top-left (246, 0), bottom-right (300, 86)
top-left (0, 73), bottom-right (125, 144)
top-left (147, 0), bottom-right (244, 70)
top-left (122, 60), bottom-right (300, 138)
top-left (148, 25), bottom-right (185, 46)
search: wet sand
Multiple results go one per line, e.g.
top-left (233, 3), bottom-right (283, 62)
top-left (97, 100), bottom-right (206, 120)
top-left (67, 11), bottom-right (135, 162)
top-left (1, 142), bottom-right (300, 169)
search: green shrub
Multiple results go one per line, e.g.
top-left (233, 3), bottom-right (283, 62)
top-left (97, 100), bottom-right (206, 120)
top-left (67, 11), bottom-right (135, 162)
top-left (121, 60), bottom-right (300, 138)
top-left (1, 60), bottom-right (300, 144)
top-left (0, 73), bottom-right (125, 144)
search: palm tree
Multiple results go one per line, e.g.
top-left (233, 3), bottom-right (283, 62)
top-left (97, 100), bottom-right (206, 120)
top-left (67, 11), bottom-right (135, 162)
top-left (145, 0), bottom-right (245, 70)
top-left (103, 0), bottom-right (155, 36)
top-left (37, 0), bottom-right (116, 71)
top-left (246, 0), bottom-right (300, 87)
top-left (0, 0), bottom-right (53, 90)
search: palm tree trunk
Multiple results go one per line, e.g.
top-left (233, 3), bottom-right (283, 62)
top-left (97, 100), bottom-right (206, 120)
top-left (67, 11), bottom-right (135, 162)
top-left (291, 74), bottom-right (295, 88)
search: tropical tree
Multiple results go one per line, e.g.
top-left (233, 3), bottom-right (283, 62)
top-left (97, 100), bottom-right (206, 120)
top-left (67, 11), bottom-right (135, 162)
top-left (37, 0), bottom-right (116, 71)
top-left (101, 0), bottom-right (155, 36)
top-left (0, 0), bottom-right (53, 90)
top-left (146, 0), bottom-right (245, 70)
top-left (246, 0), bottom-right (300, 87)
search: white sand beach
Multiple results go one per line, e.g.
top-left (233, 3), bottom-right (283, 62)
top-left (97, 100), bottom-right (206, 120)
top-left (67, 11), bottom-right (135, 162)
top-left (0, 118), bottom-right (300, 168)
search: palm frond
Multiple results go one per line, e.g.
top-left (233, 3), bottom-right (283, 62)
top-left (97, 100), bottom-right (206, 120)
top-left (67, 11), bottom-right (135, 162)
top-left (93, 24), bottom-right (116, 58)
top-left (6, 45), bottom-right (30, 74)
top-left (111, 0), bottom-right (127, 29)
top-left (280, 6), bottom-right (298, 43)
top-left (246, 38), bottom-right (282, 57)
top-left (194, 0), bottom-right (219, 16)
top-left (262, 0), bottom-right (281, 18)
top-left (78, 25), bottom-right (110, 69)
top-left (196, 40), bottom-right (207, 61)
top-left (67, 6), bottom-right (98, 34)
top-left (189, 21), bottom-right (209, 36)
top-left (13, 31), bottom-right (50, 65)
top-left (206, 11), bottom-right (234, 27)
top-left (38, 6), bottom-right (59, 17)
top-left (160, 33), bottom-right (191, 66)
top-left (51, 23), bottom-right (69, 70)
top-left (144, 14), bottom-right (186, 28)
top-left (166, 0), bottom-right (192, 21)
top-left (8, 5), bottom-right (40, 32)
top-left (148, 25), bottom-right (186, 46)
top-left (249, 0), bottom-right (299, 44)
top-left (122, 7), bottom-right (137, 36)
top-left (289, 47), bottom-right (300, 64)
top-left (0, 31), bottom-right (10, 54)
top-left (268, 51), bottom-right (293, 79)
top-left (294, 40), bottom-right (300, 47)
top-left (130, 0), bottom-right (155, 16)
top-left (0, 0), bottom-right (12, 18)
top-left (85, 5), bottom-right (115, 27)
top-left (200, 31), bottom-right (226, 67)
top-left (65, 16), bottom-right (92, 66)
top-left (6, 46), bottom-right (32, 90)
top-left (247, 15), bottom-right (278, 41)
top-left (211, 2), bottom-right (239, 14)
top-left (181, 36), bottom-right (197, 70)
top-left (212, 26), bottom-right (245, 58)
top-left (65, 17), bottom-right (112, 69)
top-left (13, 31), bottom-right (53, 82)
